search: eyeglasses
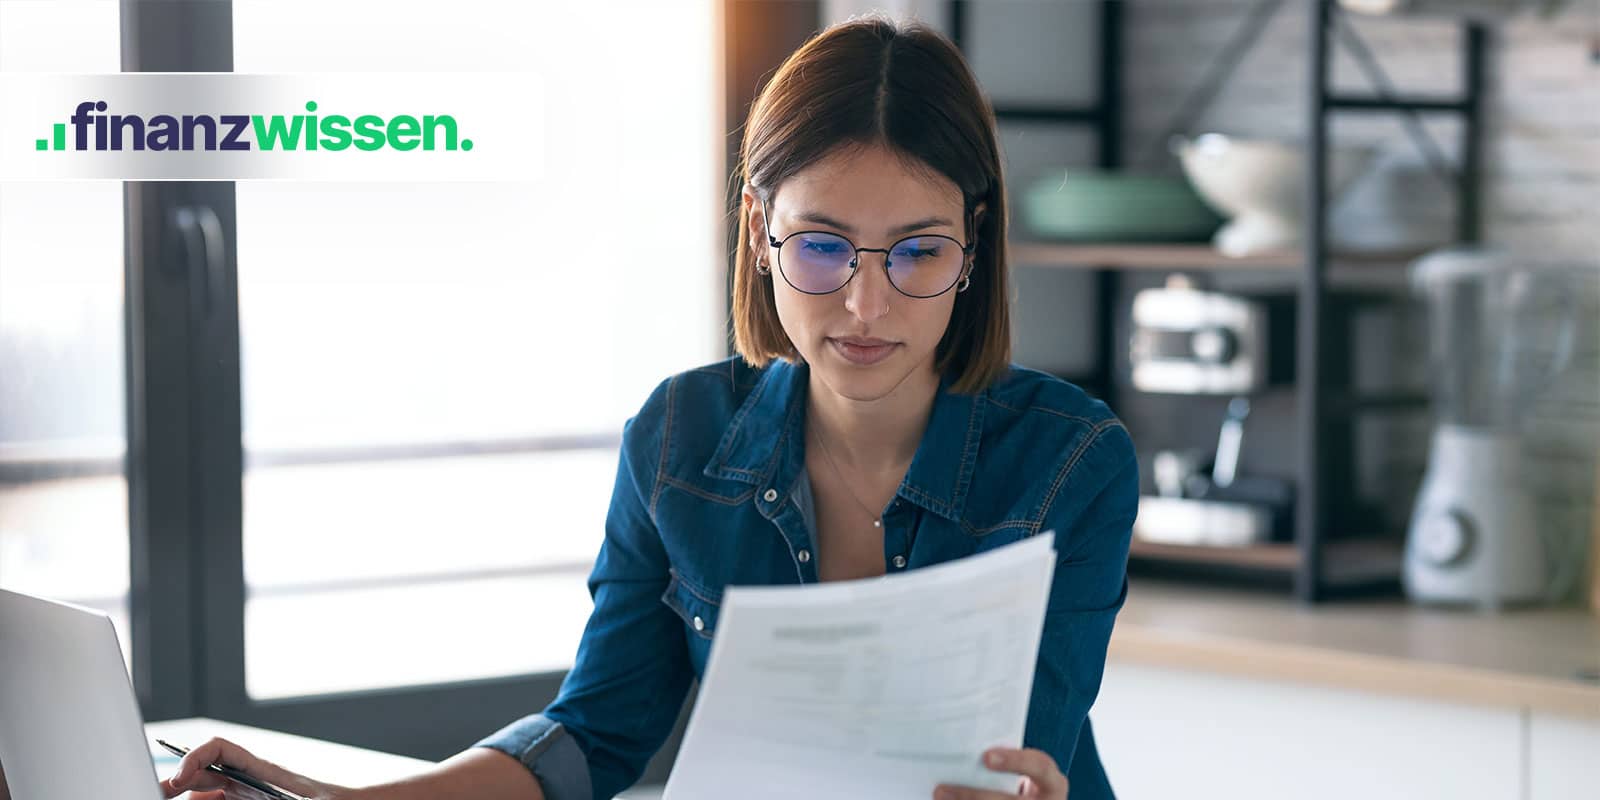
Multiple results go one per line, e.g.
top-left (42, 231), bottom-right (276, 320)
top-left (759, 197), bottom-right (974, 298)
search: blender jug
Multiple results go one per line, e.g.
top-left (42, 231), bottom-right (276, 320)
top-left (1405, 248), bottom-right (1578, 607)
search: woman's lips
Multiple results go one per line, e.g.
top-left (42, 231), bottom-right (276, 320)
top-left (829, 337), bottom-right (899, 366)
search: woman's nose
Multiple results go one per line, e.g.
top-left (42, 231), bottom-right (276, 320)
top-left (843, 252), bottom-right (893, 321)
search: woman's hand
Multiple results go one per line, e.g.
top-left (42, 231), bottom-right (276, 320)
top-left (932, 747), bottom-right (1069, 800)
top-left (162, 736), bottom-right (351, 800)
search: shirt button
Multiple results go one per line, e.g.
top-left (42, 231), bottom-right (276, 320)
top-left (797, 549), bottom-right (812, 563)
top-left (892, 555), bottom-right (907, 569)
top-left (763, 488), bottom-right (778, 502)
top-left (692, 615), bottom-right (705, 632)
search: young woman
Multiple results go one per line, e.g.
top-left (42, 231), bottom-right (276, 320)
top-left (164, 16), bottom-right (1137, 800)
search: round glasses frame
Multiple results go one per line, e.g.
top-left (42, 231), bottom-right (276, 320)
top-left (758, 197), bottom-right (976, 299)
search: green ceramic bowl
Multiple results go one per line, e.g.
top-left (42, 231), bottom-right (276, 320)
top-left (1019, 169), bottom-right (1222, 242)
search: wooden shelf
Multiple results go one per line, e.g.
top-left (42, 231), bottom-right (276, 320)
top-left (1009, 240), bottom-right (1431, 273)
top-left (1131, 539), bottom-right (1301, 569)
top-left (1130, 537), bottom-right (1405, 583)
top-left (1011, 242), bottom-right (1298, 270)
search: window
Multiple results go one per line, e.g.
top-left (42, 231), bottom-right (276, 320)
top-left (230, 0), bottom-right (723, 698)
top-left (1, 0), bottom-right (725, 763)
top-left (0, 0), bottom-right (129, 665)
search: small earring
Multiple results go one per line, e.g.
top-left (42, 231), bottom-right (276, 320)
top-left (956, 275), bottom-right (972, 293)
top-left (756, 260), bottom-right (772, 276)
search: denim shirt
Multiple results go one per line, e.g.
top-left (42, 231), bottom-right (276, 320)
top-left (475, 357), bottom-right (1138, 800)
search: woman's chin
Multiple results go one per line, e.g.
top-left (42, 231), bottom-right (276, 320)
top-left (813, 351), bottom-right (927, 403)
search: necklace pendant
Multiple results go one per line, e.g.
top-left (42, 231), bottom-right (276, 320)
top-left (873, 520), bottom-right (882, 528)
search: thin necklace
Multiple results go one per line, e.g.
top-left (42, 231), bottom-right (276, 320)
top-left (808, 422), bottom-right (884, 530)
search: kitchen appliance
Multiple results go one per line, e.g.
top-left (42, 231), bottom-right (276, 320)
top-left (1130, 275), bottom-right (1267, 395)
top-left (1174, 133), bottom-right (1377, 257)
top-left (1136, 495), bottom-right (1273, 547)
top-left (1136, 398), bottom-right (1295, 547)
top-left (1405, 248), bottom-right (1581, 607)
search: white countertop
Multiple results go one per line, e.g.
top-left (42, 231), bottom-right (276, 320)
top-left (145, 718), bottom-right (664, 799)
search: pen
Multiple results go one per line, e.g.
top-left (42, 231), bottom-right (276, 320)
top-left (155, 739), bottom-right (311, 800)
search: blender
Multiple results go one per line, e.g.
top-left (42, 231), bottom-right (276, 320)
top-left (1405, 248), bottom-right (1579, 607)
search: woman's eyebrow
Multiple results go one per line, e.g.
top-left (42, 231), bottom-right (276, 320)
top-left (795, 210), bottom-right (954, 236)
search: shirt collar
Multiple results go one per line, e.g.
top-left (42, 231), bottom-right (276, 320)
top-left (704, 358), bottom-right (984, 522)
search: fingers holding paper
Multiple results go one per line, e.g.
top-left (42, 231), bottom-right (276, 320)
top-left (933, 747), bottom-right (1069, 800)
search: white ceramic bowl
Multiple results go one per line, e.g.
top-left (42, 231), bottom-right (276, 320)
top-left (1339, 0), bottom-right (1565, 20)
top-left (1175, 133), bottom-right (1377, 257)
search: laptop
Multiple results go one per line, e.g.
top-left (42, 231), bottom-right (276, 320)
top-left (0, 588), bottom-right (163, 800)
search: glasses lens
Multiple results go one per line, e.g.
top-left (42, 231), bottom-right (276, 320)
top-left (779, 232), bottom-right (856, 294)
top-left (886, 236), bottom-right (965, 298)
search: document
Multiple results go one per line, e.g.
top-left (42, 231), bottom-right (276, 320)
top-left (663, 532), bottom-right (1058, 800)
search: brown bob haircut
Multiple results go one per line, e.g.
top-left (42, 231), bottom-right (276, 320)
top-left (731, 15), bottom-right (1011, 394)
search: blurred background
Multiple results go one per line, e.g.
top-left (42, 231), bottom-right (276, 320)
top-left (0, 1), bottom-right (1597, 798)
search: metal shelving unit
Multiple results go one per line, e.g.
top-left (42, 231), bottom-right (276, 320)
top-left (1297, 1), bottom-right (1486, 602)
top-left (950, 0), bottom-right (1125, 408)
top-left (953, 0), bottom-right (1487, 602)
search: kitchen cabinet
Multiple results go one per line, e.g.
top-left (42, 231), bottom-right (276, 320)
top-left (1091, 661), bottom-right (1523, 800)
top-left (1089, 579), bottom-right (1600, 799)
top-left (1529, 712), bottom-right (1600, 800)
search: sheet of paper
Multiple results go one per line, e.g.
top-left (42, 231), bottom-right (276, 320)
top-left (663, 532), bottom-right (1057, 800)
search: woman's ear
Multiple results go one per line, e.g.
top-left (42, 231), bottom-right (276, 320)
top-left (966, 200), bottom-right (988, 264)
top-left (742, 183), bottom-right (767, 257)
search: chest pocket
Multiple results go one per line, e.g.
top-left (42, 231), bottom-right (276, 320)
top-left (660, 570), bottom-right (722, 641)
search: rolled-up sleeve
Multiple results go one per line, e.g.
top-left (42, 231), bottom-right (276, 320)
top-left (474, 383), bottom-right (695, 800)
top-left (1024, 424), bottom-right (1139, 800)
top-left (474, 714), bottom-right (592, 800)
